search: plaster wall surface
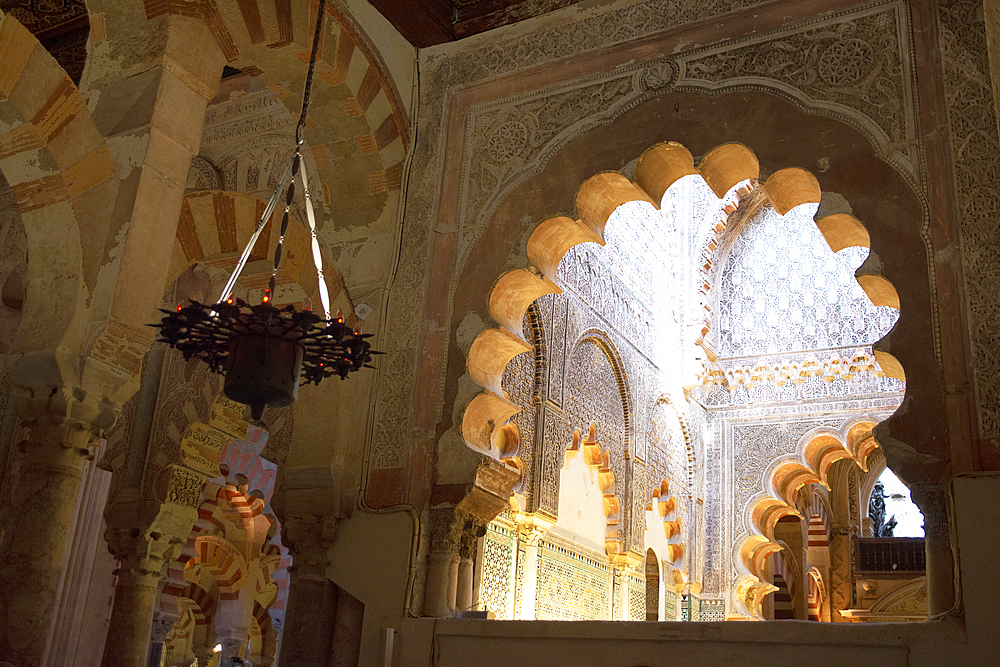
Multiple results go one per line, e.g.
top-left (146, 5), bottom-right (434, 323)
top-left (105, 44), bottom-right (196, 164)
top-left (327, 510), bottom-right (415, 667)
top-left (550, 447), bottom-right (610, 554)
top-left (395, 616), bottom-right (964, 666)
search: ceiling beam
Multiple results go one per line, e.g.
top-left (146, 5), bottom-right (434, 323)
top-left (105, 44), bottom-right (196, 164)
top-left (367, 0), bottom-right (455, 47)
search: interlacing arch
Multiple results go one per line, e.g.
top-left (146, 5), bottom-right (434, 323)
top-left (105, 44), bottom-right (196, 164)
top-left (645, 479), bottom-right (685, 564)
top-left (178, 582), bottom-right (217, 628)
top-left (193, 535), bottom-right (248, 600)
top-left (738, 417), bottom-right (881, 619)
top-left (462, 139), bottom-right (904, 466)
top-left (565, 424), bottom-right (622, 555)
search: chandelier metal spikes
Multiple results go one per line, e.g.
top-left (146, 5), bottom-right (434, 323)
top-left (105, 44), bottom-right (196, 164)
top-left (151, 0), bottom-right (380, 420)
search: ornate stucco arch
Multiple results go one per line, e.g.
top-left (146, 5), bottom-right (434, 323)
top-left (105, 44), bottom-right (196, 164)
top-left (566, 330), bottom-right (633, 452)
top-left (463, 142), bottom-right (904, 466)
top-left (461, 140), bottom-right (906, 622)
top-left (737, 417), bottom-right (883, 618)
top-left (648, 394), bottom-right (696, 499)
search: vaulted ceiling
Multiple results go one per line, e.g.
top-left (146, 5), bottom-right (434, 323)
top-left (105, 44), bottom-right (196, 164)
top-left (368, 0), bottom-right (589, 47)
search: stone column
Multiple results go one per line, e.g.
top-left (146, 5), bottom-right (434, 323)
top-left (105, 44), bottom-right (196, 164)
top-left (912, 482), bottom-right (955, 616)
top-left (622, 568), bottom-right (633, 620)
top-left (827, 523), bottom-right (853, 621)
top-left (456, 518), bottom-right (484, 614)
top-left (423, 508), bottom-right (458, 618)
top-left (456, 555), bottom-right (475, 614)
top-left (516, 526), bottom-right (548, 620)
top-left (214, 591), bottom-right (255, 667)
top-left (102, 470), bottom-right (203, 667)
top-left (219, 636), bottom-right (244, 667)
top-left (423, 551), bottom-right (455, 618)
top-left (0, 387), bottom-right (116, 666)
top-left (446, 556), bottom-right (460, 613)
top-left (103, 540), bottom-right (175, 667)
top-left (277, 514), bottom-right (337, 667)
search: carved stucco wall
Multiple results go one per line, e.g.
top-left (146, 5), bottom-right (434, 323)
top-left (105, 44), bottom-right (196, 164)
top-left (368, 0), bottom-right (948, 487)
top-left (688, 378), bottom-right (901, 600)
top-left (937, 0), bottom-right (1000, 442)
top-left (500, 307), bottom-right (544, 508)
top-left (369, 2), bottom-right (992, 622)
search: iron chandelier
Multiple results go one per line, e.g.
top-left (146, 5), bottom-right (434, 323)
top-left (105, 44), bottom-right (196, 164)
top-left (152, 0), bottom-right (379, 420)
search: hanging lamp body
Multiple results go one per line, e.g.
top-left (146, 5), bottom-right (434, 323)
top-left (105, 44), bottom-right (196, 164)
top-left (224, 333), bottom-right (305, 419)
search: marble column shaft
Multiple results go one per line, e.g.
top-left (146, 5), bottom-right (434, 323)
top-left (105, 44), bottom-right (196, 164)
top-left (913, 482), bottom-right (956, 616)
top-left (102, 555), bottom-right (166, 667)
top-left (517, 530), bottom-right (545, 620)
top-left (423, 551), bottom-right (454, 617)
top-left (0, 421), bottom-right (96, 666)
top-left (277, 514), bottom-right (336, 667)
top-left (456, 556), bottom-right (475, 614)
top-left (277, 576), bottom-right (336, 667)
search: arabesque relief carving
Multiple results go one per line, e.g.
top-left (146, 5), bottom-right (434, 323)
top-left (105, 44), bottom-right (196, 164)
top-left (372, 0), bottom-right (927, 484)
top-left (938, 0), bottom-right (1000, 440)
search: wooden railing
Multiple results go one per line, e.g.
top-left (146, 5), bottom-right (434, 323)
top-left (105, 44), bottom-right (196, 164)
top-left (853, 537), bottom-right (925, 574)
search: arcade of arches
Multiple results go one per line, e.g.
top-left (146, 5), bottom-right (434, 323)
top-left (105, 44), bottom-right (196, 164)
top-left (0, 0), bottom-right (998, 666)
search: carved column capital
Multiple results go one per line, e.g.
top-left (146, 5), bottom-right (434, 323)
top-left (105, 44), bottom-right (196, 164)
top-left (518, 525), bottom-right (548, 549)
top-left (7, 351), bottom-right (131, 440)
top-left (515, 513), bottom-right (553, 549)
top-left (428, 506), bottom-right (466, 556)
top-left (104, 501), bottom-right (200, 585)
top-left (281, 513), bottom-right (337, 581)
top-left (910, 481), bottom-right (950, 538)
top-left (454, 511), bottom-right (489, 558)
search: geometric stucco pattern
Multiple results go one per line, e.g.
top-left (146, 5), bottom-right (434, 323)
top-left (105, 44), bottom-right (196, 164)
top-left (731, 419), bottom-right (844, 512)
top-left (458, 74), bottom-right (637, 256)
top-left (679, 2), bottom-right (916, 178)
top-left (937, 0), bottom-right (1000, 440)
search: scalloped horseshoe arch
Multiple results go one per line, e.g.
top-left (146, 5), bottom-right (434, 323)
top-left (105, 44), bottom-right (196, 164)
top-left (461, 140), bottom-right (904, 464)
top-left (645, 479), bottom-right (685, 565)
top-left (737, 418), bottom-right (880, 619)
top-left (460, 140), bottom-right (904, 619)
